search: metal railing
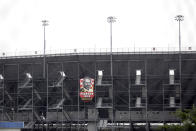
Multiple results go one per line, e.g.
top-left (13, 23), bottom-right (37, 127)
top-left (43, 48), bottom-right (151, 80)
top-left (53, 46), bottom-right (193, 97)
top-left (0, 46), bottom-right (195, 58)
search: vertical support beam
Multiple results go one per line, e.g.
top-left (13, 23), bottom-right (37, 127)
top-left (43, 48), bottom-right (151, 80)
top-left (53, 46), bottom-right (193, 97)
top-left (16, 64), bottom-right (19, 121)
top-left (94, 60), bottom-right (97, 131)
top-left (178, 20), bottom-right (182, 111)
top-left (61, 63), bottom-right (64, 131)
top-left (77, 62), bottom-right (80, 131)
top-left (46, 63), bottom-right (48, 131)
top-left (145, 60), bottom-right (149, 131)
top-left (0, 74), bottom-right (4, 121)
top-left (32, 64), bottom-right (34, 131)
top-left (162, 83), bottom-right (165, 124)
top-left (43, 25), bottom-right (46, 79)
top-left (2, 65), bottom-right (5, 121)
top-left (128, 61), bottom-right (132, 130)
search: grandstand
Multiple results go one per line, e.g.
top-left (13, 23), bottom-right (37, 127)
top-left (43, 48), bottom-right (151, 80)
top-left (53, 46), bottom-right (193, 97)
top-left (0, 48), bottom-right (196, 131)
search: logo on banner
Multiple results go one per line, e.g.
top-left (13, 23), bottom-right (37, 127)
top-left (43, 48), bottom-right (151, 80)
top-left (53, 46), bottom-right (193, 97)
top-left (80, 77), bottom-right (94, 101)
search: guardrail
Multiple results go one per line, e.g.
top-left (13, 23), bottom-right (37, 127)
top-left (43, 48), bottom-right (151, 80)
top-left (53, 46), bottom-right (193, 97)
top-left (0, 47), bottom-right (195, 58)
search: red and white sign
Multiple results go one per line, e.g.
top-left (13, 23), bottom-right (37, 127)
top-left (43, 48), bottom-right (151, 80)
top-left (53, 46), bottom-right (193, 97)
top-left (80, 77), bottom-right (94, 101)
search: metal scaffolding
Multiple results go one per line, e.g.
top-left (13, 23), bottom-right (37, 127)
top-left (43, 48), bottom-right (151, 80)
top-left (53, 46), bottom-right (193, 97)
top-left (0, 51), bottom-right (196, 131)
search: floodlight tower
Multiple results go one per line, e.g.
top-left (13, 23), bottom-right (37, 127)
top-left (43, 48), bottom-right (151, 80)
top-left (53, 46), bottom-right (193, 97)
top-left (107, 16), bottom-right (116, 78)
top-left (42, 20), bottom-right (49, 79)
top-left (175, 15), bottom-right (184, 110)
top-left (107, 16), bottom-right (116, 130)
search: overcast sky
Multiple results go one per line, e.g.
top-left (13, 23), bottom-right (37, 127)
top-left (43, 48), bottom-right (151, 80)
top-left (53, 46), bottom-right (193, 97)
top-left (0, 0), bottom-right (195, 54)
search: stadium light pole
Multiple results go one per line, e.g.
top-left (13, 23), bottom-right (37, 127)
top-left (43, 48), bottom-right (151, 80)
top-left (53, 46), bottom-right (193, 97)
top-left (107, 16), bottom-right (116, 130)
top-left (42, 20), bottom-right (49, 79)
top-left (175, 15), bottom-right (184, 110)
top-left (107, 16), bottom-right (116, 78)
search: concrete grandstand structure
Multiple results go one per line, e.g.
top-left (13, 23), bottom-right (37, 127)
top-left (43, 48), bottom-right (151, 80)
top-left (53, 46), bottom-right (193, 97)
top-left (0, 49), bottom-right (196, 131)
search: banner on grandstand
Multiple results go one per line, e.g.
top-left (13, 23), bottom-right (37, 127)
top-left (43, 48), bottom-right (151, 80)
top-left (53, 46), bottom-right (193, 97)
top-left (80, 77), bottom-right (94, 101)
